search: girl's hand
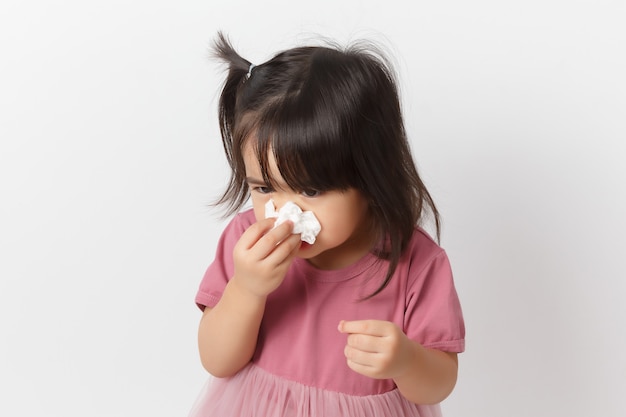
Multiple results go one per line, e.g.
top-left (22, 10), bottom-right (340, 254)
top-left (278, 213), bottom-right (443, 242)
top-left (338, 320), bottom-right (414, 380)
top-left (232, 217), bottom-right (302, 299)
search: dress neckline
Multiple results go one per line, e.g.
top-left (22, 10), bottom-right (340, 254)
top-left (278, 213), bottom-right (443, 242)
top-left (292, 252), bottom-right (382, 283)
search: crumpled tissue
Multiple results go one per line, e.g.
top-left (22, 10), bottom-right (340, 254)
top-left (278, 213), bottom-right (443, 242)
top-left (264, 199), bottom-right (321, 244)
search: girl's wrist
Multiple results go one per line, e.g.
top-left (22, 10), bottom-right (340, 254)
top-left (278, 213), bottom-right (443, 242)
top-left (228, 276), bottom-right (269, 305)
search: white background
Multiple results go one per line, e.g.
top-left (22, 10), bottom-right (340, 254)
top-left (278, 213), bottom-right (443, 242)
top-left (1, 1), bottom-right (625, 416)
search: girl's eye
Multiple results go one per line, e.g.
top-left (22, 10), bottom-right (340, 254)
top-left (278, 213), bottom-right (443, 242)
top-left (253, 186), bottom-right (273, 194)
top-left (302, 189), bottom-right (321, 198)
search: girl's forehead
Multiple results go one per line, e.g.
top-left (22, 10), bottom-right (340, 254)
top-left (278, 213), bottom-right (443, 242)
top-left (242, 141), bottom-right (265, 171)
top-left (242, 142), bottom-right (287, 186)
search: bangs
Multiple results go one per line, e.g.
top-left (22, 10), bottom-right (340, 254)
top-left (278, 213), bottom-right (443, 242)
top-left (230, 46), bottom-right (390, 197)
top-left (251, 83), bottom-right (360, 193)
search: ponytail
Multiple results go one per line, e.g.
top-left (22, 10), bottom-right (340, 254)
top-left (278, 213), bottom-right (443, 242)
top-left (211, 32), bottom-right (256, 214)
top-left (213, 32), bottom-right (252, 157)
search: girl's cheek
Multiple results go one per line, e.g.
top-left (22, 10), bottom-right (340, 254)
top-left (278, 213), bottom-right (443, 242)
top-left (252, 202), bottom-right (267, 222)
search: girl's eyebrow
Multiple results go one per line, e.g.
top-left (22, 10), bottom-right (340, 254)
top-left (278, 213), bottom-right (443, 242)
top-left (246, 176), bottom-right (291, 190)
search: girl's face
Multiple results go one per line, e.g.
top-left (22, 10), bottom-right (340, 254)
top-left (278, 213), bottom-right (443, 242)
top-left (243, 143), bottom-right (375, 270)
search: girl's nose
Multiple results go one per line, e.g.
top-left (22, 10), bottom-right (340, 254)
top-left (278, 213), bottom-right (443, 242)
top-left (271, 194), bottom-right (292, 210)
top-left (268, 196), bottom-right (285, 213)
top-left (271, 195), bottom-right (303, 213)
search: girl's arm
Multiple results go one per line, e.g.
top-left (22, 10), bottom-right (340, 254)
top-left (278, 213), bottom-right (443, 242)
top-left (393, 344), bottom-right (458, 405)
top-left (197, 282), bottom-right (266, 377)
top-left (198, 219), bottom-right (301, 378)
top-left (338, 320), bottom-right (458, 405)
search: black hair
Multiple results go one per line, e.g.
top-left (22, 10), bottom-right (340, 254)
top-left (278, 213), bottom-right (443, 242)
top-left (212, 32), bottom-right (440, 298)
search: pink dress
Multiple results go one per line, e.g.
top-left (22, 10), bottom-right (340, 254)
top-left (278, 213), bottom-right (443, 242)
top-left (191, 209), bottom-right (465, 417)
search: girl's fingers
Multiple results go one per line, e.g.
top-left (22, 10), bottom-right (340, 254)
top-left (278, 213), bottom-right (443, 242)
top-left (266, 233), bottom-right (301, 264)
top-left (238, 218), bottom-right (277, 250)
top-left (344, 344), bottom-right (377, 367)
top-left (338, 320), bottom-right (389, 337)
top-left (240, 219), bottom-right (295, 258)
top-left (252, 221), bottom-right (297, 259)
top-left (339, 320), bottom-right (398, 354)
top-left (346, 359), bottom-right (375, 377)
top-left (346, 333), bottom-right (381, 353)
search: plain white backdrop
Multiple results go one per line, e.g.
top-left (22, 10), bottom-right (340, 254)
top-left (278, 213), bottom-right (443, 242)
top-left (1, 1), bottom-right (625, 416)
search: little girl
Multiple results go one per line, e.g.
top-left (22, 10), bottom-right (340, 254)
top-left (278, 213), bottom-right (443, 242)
top-left (190, 32), bottom-right (465, 417)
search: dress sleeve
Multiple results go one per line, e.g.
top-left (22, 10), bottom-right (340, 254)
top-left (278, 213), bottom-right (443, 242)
top-left (194, 211), bottom-right (253, 311)
top-left (404, 249), bottom-right (466, 353)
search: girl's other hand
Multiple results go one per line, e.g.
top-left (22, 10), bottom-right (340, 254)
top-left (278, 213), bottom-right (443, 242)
top-left (232, 217), bottom-right (301, 299)
top-left (338, 320), bottom-right (414, 380)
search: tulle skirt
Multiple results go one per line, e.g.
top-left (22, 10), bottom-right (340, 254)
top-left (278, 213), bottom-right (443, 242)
top-left (189, 363), bottom-right (442, 417)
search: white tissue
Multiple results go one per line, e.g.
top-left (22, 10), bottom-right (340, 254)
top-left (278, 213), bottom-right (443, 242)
top-left (264, 199), bottom-right (321, 244)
